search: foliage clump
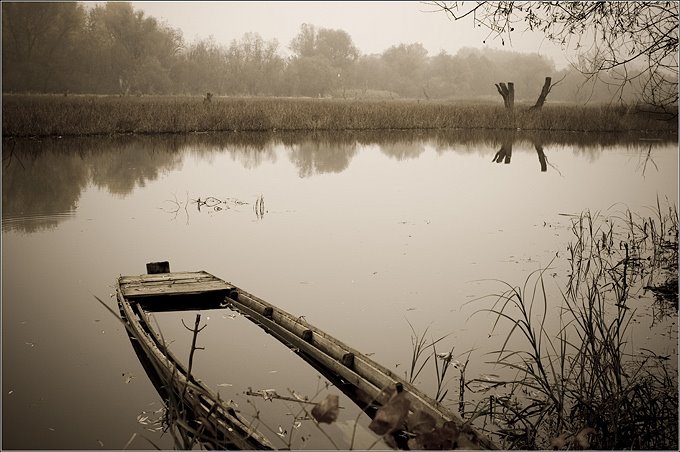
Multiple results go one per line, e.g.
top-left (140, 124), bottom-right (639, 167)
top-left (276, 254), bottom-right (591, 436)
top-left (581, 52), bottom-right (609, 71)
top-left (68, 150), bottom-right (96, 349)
top-left (468, 201), bottom-right (678, 449)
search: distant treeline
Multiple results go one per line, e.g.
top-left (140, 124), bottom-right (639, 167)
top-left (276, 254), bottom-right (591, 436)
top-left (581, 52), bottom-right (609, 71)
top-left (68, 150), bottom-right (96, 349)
top-left (1, 2), bottom-right (648, 103)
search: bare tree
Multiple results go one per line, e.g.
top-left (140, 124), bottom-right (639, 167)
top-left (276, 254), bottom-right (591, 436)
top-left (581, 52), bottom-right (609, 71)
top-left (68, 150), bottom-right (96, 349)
top-left (426, 1), bottom-right (678, 116)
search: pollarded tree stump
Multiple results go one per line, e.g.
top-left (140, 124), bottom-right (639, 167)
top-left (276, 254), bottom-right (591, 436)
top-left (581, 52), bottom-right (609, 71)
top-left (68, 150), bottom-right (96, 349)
top-left (529, 77), bottom-right (552, 111)
top-left (495, 82), bottom-right (514, 111)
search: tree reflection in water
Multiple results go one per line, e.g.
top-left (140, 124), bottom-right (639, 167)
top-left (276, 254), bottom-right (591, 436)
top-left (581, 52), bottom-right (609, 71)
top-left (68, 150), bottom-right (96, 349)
top-left (3, 130), bottom-right (673, 233)
top-left (491, 131), bottom-right (561, 173)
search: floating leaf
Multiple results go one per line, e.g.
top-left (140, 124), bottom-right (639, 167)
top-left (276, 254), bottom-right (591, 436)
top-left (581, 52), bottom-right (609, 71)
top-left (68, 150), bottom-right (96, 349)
top-left (97, 440), bottom-right (104, 448)
top-left (217, 383), bottom-right (233, 387)
top-left (369, 390), bottom-right (410, 435)
top-left (311, 394), bottom-right (340, 424)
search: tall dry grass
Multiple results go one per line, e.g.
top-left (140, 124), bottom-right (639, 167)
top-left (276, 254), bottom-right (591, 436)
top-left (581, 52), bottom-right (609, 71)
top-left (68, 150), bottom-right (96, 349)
top-left (466, 201), bottom-right (678, 449)
top-left (3, 94), bottom-right (677, 137)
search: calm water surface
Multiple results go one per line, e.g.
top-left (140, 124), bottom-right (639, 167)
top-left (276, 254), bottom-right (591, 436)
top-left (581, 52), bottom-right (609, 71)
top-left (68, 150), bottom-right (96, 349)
top-left (3, 130), bottom-right (678, 449)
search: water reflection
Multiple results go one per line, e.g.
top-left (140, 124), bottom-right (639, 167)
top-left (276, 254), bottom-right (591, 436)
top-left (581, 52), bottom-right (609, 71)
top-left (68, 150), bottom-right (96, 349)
top-left (3, 128), bottom-right (677, 450)
top-left (2, 130), bottom-right (676, 233)
top-left (491, 132), bottom-right (514, 165)
top-left (288, 138), bottom-right (358, 177)
top-left (491, 132), bottom-right (551, 172)
top-left (2, 135), bottom-right (183, 232)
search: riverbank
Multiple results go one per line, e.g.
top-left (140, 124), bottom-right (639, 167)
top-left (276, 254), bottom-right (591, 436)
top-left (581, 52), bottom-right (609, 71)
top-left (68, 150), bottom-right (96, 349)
top-left (3, 94), bottom-right (677, 138)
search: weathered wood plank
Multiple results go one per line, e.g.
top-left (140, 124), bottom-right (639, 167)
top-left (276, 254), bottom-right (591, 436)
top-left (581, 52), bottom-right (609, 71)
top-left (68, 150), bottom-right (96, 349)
top-left (121, 280), bottom-right (231, 297)
top-left (120, 277), bottom-right (232, 293)
top-left (119, 271), bottom-right (214, 284)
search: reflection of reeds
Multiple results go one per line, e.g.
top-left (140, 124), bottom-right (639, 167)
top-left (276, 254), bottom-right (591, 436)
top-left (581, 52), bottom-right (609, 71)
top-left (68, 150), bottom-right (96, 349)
top-left (468, 201), bottom-right (678, 449)
top-left (255, 195), bottom-right (265, 219)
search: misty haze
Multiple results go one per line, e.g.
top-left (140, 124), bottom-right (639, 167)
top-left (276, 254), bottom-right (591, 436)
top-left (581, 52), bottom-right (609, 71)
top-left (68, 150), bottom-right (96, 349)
top-left (2, 2), bottom-right (678, 451)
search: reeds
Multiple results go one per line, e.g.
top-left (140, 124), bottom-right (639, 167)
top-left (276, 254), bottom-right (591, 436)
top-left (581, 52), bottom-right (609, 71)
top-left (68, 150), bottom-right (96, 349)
top-left (469, 200), bottom-right (678, 449)
top-left (3, 94), bottom-right (677, 137)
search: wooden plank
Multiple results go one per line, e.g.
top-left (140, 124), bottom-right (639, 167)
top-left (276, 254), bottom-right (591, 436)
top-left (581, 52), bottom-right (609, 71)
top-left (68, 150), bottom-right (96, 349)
top-left (121, 280), bottom-right (231, 297)
top-left (120, 278), bottom-right (232, 293)
top-left (119, 271), bottom-right (215, 284)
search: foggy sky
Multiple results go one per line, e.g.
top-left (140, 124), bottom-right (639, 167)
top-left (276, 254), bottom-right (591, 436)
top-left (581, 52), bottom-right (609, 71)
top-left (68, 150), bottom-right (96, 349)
top-left (131, 1), bottom-right (570, 68)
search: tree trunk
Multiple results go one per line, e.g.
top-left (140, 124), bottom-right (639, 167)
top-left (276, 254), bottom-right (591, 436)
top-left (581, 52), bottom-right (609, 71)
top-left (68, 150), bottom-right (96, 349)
top-left (495, 82), bottom-right (514, 110)
top-left (529, 77), bottom-right (552, 111)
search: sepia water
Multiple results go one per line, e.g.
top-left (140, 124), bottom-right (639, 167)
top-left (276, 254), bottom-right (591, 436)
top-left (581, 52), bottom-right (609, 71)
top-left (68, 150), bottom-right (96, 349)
top-left (3, 130), bottom-right (678, 449)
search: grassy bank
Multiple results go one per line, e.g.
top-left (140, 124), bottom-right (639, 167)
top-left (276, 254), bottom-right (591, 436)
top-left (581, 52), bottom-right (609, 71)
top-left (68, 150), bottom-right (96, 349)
top-left (3, 94), bottom-right (677, 138)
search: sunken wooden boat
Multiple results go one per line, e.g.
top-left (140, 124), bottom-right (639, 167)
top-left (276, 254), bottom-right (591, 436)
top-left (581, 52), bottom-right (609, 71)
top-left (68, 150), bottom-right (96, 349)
top-left (115, 261), bottom-right (498, 450)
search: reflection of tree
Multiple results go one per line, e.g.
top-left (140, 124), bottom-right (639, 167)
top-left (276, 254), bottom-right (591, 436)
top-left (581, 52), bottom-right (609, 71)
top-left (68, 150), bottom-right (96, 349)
top-left (379, 141), bottom-right (426, 161)
top-left (535, 144), bottom-right (547, 172)
top-left (3, 133), bottom-right (284, 233)
top-left (188, 132), bottom-right (279, 170)
top-left (2, 136), bottom-right (182, 233)
top-left (4, 130), bottom-right (671, 233)
top-left (287, 138), bottom-right (357, 178)
top-left (2, 139), bottom-right (86, 232)
top-left (492, 136), bottom-right (514, 164)
top-left (88, 140), bottom-right (183, 195)
top-left (491, 132), bottom-right (555, 173)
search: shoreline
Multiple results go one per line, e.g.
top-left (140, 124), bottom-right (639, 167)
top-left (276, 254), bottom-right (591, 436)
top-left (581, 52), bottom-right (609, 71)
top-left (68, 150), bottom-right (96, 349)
top-left (3, 94), bottom-right (677, 138)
